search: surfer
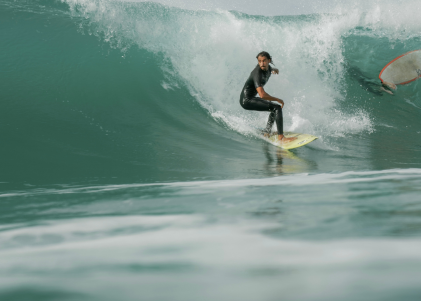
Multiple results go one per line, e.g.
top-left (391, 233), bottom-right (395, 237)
top-left (380, 80), bottom-right (396, 95)
top-left (347, 65), bottom-right (395, 95)
top-left (239, 51), bottom-right (296, 143)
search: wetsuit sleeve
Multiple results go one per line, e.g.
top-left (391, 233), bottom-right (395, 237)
top-left (253, 69), bottom-right (263, 88)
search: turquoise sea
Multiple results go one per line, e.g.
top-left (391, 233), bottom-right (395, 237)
top-left (2, 0), bottom-right (421, 300)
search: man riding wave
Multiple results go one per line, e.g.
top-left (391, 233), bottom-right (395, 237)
top-left (239, 51), bottom-right (296, 144)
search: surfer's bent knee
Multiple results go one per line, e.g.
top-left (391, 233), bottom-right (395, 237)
top-left (270, 103), bottom-right (282, 111)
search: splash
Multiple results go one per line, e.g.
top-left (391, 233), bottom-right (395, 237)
top-left (60, 0), bottom-right (421, 141)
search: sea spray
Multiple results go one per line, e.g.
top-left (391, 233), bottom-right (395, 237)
top-left (61, 0), bottom-right (375, 140)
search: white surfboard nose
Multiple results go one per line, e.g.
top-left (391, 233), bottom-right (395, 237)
top-left (380, 50), bottom-right (421, 85)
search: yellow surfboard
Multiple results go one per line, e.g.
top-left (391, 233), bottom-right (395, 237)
top-left (267, 132), bottom-right (318, 150)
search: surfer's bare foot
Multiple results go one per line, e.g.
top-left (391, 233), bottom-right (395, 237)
top-left (380, 87), bottom-right (394, 95)
top-left (382, 80), bottom-right (396, 90)
top-left (278, 134), bottom-right (296, 144)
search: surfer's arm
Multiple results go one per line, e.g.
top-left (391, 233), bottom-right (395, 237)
top-left (271, 68), bottom-right (279, 74)
top-left (256, 87), bottom-right (284, 108)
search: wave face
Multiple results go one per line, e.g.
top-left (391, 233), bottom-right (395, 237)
top-left (2, 0), bottom-right (421, 185)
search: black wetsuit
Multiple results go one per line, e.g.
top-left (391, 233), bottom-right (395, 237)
top-left (239, 64), bottom-right (283, 134)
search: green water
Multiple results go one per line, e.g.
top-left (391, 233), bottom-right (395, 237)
top-left (1, 0), bottom-right (421, 300)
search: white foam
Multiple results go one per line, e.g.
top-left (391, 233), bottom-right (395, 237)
top-left (3, 168), bottom-right (421, 198)
top-left (61, 0), bottom-right (421, 144)
top-left (1, 213), bottom-right (421, 301)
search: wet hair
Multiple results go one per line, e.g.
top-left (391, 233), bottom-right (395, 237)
top-left (256, 51), bottom-right (275, 65)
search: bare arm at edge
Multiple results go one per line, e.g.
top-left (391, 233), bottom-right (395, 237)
top-left (256, 86), bottom-right (284, 108)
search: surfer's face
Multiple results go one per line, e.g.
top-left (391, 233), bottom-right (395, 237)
top-left (257, 56), bottom-right (270, 71)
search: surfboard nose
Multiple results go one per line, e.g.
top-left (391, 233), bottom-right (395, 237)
top-left (380, 50), bottom-right (421, 86)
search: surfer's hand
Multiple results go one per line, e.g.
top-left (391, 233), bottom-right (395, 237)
top-left (277, 99), bottom-right (284, 108)
top-left (271, 68), bottom-right (279, 74)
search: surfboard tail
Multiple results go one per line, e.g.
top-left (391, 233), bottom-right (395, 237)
top-left (267, 132), bottom-right (318, 150)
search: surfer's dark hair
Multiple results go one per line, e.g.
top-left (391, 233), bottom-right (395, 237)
top-left (256, 51), bottom-right (275, 65)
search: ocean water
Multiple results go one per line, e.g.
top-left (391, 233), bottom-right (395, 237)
top-left (1, 0), bottom-right (421, 300)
